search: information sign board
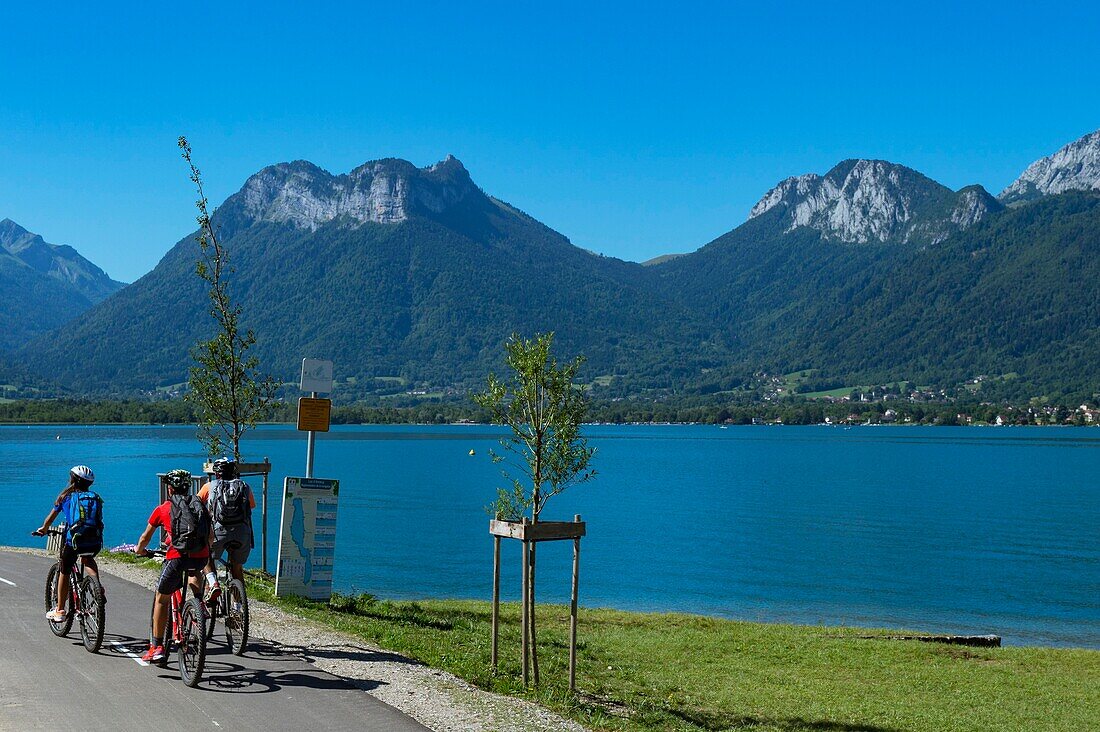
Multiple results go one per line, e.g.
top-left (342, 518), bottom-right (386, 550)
top-left (297, 397), bottom-right (331, 432)
top-left (275, 476), bottom-right (340, 600)
top-left (300, 359), bottom-right (334, 393)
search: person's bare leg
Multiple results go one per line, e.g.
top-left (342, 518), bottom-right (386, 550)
top-left (188, 573), bottom-right (203, 599)
top-left (151, 593), bottom-right (171, 641)
top-left (55, 571), bottom-right (70, 612)
top-left (230, 563), bottom-right (244, 582)
top-left (82, 557), bottom-right (100, 580)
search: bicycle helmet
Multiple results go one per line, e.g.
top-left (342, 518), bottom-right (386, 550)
top-left (211, 457), bottom-right (237, 478)
top-left (70, 465), bottom-right (95, 485)
top-left (165, 469), bottom-right (192, 494)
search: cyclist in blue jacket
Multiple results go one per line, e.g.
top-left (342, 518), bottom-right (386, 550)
top-left (33, 465), bottom-right (103, 622)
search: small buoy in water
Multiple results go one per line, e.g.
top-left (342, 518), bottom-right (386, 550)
top-left (56, 435), bottom-right (61, 440)
top-left (468, 449), bottom-right (476, 456)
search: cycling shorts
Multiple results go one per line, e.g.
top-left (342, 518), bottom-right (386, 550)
top-left (59, 544), bottom-right (98, 575)
top-left (156, 556), bottom-right (207, 594)
top-left (212, 525), bottom-right (251, 565)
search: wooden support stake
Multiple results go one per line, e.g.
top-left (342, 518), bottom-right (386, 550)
top-left (569, 514), bottom-right (581, 692)
top-left (521, 518), bottom-right (529, 686)
top-left (530, 539), bottom-right (539, 686)
top-left (491, 534), bottom-right (501, 670)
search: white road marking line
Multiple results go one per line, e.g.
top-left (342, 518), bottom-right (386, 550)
top-left (110, 641), bottom-right (150, 666)
top-left (0, 576), bottom-right (15, 587)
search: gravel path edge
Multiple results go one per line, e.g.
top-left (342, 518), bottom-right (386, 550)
top-left (3, 546), bottom-right (587, 732)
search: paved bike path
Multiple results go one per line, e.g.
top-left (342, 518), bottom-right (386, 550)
top-left (0, 550), bottom-right (430, 731)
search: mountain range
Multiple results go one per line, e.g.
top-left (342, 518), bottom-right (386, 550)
top-left (9, 127), bottom-right (1100, 401)
top-left (0, 219), bottom-right (124, 351)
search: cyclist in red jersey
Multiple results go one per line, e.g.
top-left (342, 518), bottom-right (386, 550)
top-left (135, 469), bottom-right (210, 663)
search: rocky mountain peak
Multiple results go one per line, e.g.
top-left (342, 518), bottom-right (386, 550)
top-left (999, 128), bottom-right (1100, 205)
top-left (234, 155), bottom-right (482, 230)
top-left (0, 218), bottom-right (124, 302)
top-left (0, 218), bottom-right (31, 242)
top-left (749, 159), bottom-right (999, 245)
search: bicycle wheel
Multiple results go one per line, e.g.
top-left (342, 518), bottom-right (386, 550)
top-left (223, 578), bottom-right (249, 656)
top-left (177, 596), bottom-right (207, 687)
top-left (44, 563), bottom-right (73, 637)
top-left (79, 575), bottom-right (105, 653)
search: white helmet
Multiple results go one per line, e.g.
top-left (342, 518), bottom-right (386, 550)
top-left (70, 465), bottom-right (95, 485)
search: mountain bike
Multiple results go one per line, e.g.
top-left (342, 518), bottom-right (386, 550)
top-left (34, 527), bottom-right (105, 653)
top-left (202, 542), bottom-right (249, 656)
top-left (144, 550), bottom-right (208, 687)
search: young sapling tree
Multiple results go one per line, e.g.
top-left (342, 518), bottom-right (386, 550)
top-left (475, 332), bottom-right (595, 685)
top-left (179, 136), bottom-right (278, 459)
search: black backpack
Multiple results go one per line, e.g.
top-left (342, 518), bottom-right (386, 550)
top-left (169, 494), bottom-right (210, 555)
top-left (210, 478), bottom-right (250, 526)
top-left (68, 491), bottom-right (104, 555)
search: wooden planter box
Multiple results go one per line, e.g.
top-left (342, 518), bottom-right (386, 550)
top-left (489, 519), bottom-right (586, 541)
top-left (490, 515), bottom-right (586, 690)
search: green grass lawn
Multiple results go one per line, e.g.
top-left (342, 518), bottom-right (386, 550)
top-left (106, 553), bottom-right (1098, 731)
top-left (253, 584), bottom-right (1098, 731)
top-left (798, 386), bottom-right (860, 399)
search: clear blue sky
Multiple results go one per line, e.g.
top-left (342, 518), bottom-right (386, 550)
top-left (2, 1), bottom-right (1098, 282)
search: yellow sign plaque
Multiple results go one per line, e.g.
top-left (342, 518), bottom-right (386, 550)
top-left (297, 397), bottom-right (332, 432)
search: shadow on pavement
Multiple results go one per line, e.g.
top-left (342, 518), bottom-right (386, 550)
top-left (250, 639), bottom-right (422, 667)
top-left (75, 633), bottom-right (149, 659)
top-left (183, 642), bottom-right (389, 694)
top-left (193, 662), bottom-right (373, 694)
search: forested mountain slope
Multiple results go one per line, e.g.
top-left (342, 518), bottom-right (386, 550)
top-left (20, 157), bottom-right (722, 393)
top-left (16, 134), bottom-right (1100, 402)
top-left (0, 219), bottom-right (124, 350)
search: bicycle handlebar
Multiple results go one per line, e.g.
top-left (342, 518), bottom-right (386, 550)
top-left (31, 528), bottom-right (65, 537)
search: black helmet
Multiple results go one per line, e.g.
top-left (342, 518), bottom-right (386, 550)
top-left (211, 457), bottom-right (237, 478)
top-left (165, 469), bottom-right (192, 494)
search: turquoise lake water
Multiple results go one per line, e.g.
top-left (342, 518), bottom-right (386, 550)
top-left (2, 424), bottom-right (1097, 648)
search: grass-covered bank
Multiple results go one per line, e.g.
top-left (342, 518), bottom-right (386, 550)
top-left (106, 551), bottom-right (1100, 732)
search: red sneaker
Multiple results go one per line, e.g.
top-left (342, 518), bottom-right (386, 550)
top-left (141, 645), bottom-right (165, 663)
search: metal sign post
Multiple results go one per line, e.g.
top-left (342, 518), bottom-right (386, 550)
top-left (306, 391), bottom-right (317, 477)
top-left (298, 359), bottom-right (334, 478)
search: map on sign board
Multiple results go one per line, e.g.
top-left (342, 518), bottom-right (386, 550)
top-left (300, 358), bottom-right (334, 394)
top-left (275, 477), bottom-right (340, 600)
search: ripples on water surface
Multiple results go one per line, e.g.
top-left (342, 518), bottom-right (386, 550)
top-left (2, 424), bottom-right (1096, 648)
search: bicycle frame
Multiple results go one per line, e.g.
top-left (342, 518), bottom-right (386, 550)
top-left (143, 549), bottom-right (209, 686)
top-left (48, 529), bottom-right (88, 615)
top-left (152, 561), bottom-right (201, 643)
top-left (41, 526), bottom-right (105, 653)
top-left (200, 547), bottom-right (250, 656)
